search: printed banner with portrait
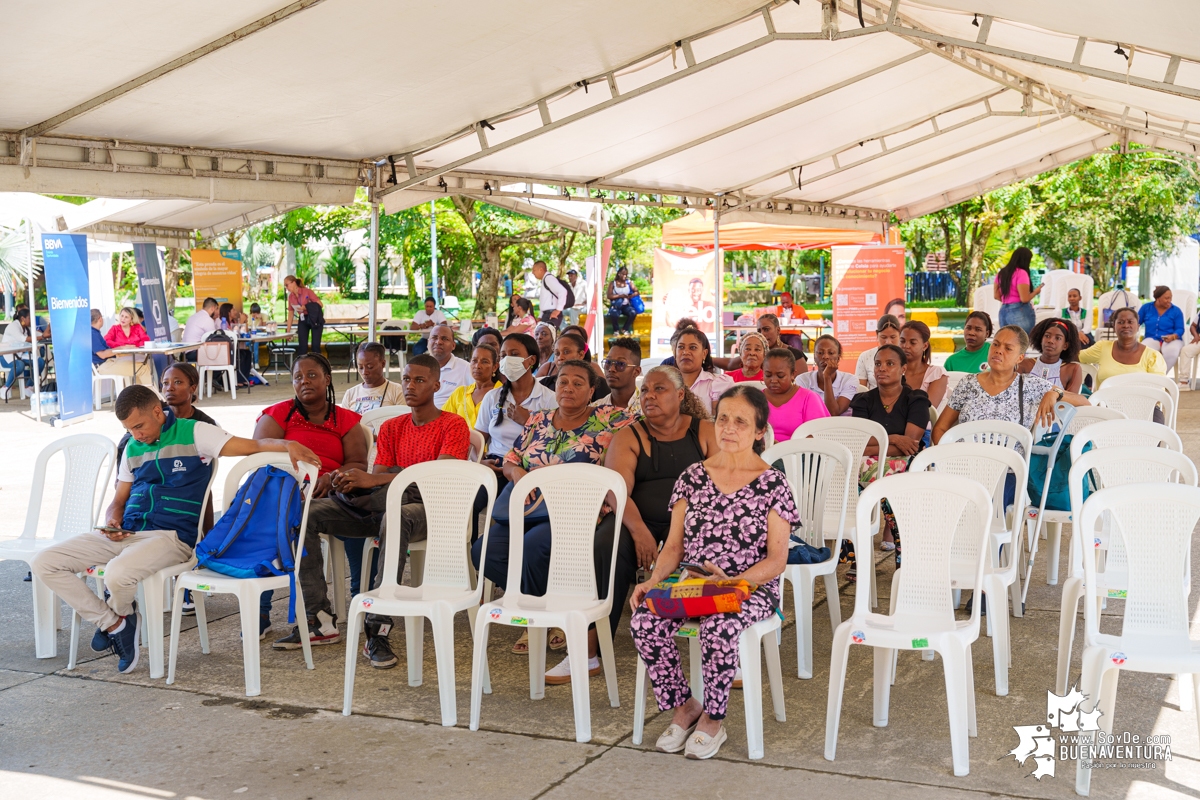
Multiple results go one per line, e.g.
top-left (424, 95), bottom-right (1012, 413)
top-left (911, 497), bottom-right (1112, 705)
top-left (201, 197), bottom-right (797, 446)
top-left (650, 248), bottom-right (716, 358)
top-left (830, 245), bottom-right (906, 371)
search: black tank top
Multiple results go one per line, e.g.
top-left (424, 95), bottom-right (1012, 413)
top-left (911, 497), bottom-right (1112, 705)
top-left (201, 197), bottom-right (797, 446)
top-left (632, 416), bottom-right (705, 531)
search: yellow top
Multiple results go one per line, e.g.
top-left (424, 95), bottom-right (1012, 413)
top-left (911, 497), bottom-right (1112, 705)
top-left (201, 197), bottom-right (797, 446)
top-left (443, 381), bottom-right (502, 428)
top-left (1079, 340), bottom-right (1165, 388)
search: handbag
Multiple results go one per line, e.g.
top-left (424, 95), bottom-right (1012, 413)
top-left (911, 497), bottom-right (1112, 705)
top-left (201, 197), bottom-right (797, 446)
top-left (643, 576), bottom-right (757, 619)
top-left (490, 481), bottom-right (550, 524)
top-left (629, 294), bottom-right (645, 314)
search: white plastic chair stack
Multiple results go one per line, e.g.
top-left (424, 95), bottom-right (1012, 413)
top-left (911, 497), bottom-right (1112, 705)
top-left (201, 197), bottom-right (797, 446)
top-left (825, 472), bottom-right (992, 777)
top-left (762, 439), bottom-right (852, 679)
top-left (92, 364), bottom-right (127, 409)
top-left (1074, 483), bottom-right (1200, 796)
top-left (1068, 418), bottom-right (1182, 459)
top-left (343, 461), bottom-right (497, 727)
top-left (168, 454), bottom-right (320, 697)
top-left (1091, 385), bottom-right (1172, 426)
top-left (0, 434), bottom-right (115, 659)
top-left (793, 417), bottom-right (890, 609)
top-left (1056, 446), bottom-right (1197, 696)
top-left (469, 463), bottom-right (627, 743)
top-left (1100, 373), bottom-right (1179, 429)
top-left (908, 443), bottom-right (1028, 696)
top-left (196, 338), bottom-right (237, 399)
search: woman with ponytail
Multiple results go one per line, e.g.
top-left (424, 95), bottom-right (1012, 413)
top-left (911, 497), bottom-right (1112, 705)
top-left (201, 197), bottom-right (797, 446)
top-left (474, 332), bottom-right (557, 477)
top-left (993, 246), bottom-right (1040, 334)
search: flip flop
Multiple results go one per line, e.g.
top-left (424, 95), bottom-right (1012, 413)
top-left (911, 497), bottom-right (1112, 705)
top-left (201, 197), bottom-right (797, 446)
top-left (512, 632), bottom-right (529, 654)
top-left (548, 628), bottom-right (567, 651)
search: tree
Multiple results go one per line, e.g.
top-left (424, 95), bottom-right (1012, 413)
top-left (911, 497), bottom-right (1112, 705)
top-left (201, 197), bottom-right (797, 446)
top-left (450, 198), bottom-right (560, 314)
top-left (322, 244), bottom-right (357, 294)
top-left (293, 247), bottom-right (320, 288)
top-left (0, 224), bottom-right (41, 298)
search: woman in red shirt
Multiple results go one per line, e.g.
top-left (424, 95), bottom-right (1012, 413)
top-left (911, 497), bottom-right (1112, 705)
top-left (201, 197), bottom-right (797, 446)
top-left (284, 274), bottom-right (324, 356)
top-left (253, 353), bottom-right (368, 638)
top-left (104, 307), bottom-right (150, 349)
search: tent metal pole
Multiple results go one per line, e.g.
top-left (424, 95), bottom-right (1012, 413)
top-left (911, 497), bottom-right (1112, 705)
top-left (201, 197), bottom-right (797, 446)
top-left (27, 219), bottom-right (40, 421)
top-left (592, 205), bottom-right (604, 358)
top-left (368, 201), bottom-right (379, 341)
top-left (430, 200), bottom-right (439, 304)
top-left (714, 207), bottom-right (723, 358)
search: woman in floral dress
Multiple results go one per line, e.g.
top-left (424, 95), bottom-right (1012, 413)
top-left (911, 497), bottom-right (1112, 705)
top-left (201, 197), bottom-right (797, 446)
top-left (629, 385), bottom-right (799, 760)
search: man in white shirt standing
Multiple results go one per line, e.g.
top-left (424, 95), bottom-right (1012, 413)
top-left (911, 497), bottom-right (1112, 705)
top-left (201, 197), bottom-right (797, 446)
top-left (531, 260), bottom-right (569, 326)
top-left (563, 268), bottom-right (588, 327)
top-left (428, 323), bottom-right (470, 408)
top-left (410, 296), bottom-right (446, 355)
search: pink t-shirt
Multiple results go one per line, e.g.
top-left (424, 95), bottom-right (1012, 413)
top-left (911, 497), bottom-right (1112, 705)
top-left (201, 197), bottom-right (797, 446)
top-left (1000, 270), bottom-right (1030, 304)
top-left (767, 387), bottom-right (831, 441)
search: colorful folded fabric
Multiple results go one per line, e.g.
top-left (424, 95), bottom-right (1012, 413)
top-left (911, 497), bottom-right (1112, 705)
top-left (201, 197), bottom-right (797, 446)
top-left (643, 577), bottom-right (757, 619)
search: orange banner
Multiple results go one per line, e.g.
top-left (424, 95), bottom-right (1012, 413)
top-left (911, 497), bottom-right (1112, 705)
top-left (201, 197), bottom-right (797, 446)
top-left (831, 245), bottom-right (906, 371)
top-left (190, 249), bottom-right (244, 316)
top-left (650, 248), bottom-right (716, 358)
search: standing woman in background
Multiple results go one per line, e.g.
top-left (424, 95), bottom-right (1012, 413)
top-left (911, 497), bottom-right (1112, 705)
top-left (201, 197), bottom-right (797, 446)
top-left (993, 247), bottom-right (1040, 335)
top-left (284, 274), bottom-right (324, 356)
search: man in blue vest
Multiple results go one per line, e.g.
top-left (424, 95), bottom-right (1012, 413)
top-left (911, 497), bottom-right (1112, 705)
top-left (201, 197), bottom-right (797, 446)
top-left (31, 385), bottom-right (319, 674)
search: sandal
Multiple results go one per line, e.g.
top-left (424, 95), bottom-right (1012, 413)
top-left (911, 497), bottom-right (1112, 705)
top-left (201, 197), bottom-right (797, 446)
top-left (512, 632), bottom-right (529, 654)
top-left (548, 628), bottom-right (567, 651)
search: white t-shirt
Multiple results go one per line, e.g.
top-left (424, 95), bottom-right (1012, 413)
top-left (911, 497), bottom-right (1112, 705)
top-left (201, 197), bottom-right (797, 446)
top-left (434, 355), bottom-right (472, 409)
top-left (117, 420), bottom-right (232, 482)
top-left (538, 273), bottom-right (570, 315)
top-left (795, 369), bottom-right (858, 416)
top-left (341, 381), bottom-right (405, 415)
top-left (2, 319), bottom-right (29, 347)
top-left (569, 278), bottom-right (588, 310)
top-left (183, 310), bottom-right (217, 344)
top-left (855, 347), bottom-right (878, 388)
top-left (474, 381), bottom-right (558, 458)
top-left (412, 309), bottom-right (447, 338)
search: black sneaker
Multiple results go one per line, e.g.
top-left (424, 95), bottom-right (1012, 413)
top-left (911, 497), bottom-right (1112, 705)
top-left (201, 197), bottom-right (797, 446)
top-left (90, 626), bottom-right (112, 653)
top-left (109, 613), bottom-right (141, 673)
top-left (363, 636), bottom-right (398, 669)
top-left (181, 589), bottom-right (196, 616)
top-left (272, 610), bottom-right (340, 650)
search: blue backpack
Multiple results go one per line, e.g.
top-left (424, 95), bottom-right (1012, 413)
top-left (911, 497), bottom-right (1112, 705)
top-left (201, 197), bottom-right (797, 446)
top-left (194, 465), bottom-right (307, 620)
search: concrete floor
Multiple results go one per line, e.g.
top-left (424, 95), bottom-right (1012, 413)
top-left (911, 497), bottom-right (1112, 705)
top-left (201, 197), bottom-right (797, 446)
top-left (2, 374), bottom-right (1200, 799)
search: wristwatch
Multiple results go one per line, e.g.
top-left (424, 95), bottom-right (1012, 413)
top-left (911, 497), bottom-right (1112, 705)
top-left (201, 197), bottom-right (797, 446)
top-left (1055, 388), bottom-right (1065, 402)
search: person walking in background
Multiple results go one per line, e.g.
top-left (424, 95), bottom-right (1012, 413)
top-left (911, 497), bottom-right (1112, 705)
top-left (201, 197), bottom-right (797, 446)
top-left (284, 274), bottom-right (324, 356)
top-left (1139, 285), bottom-right (1185, 372)
top-left (993, 247), bottom-right (1040, 334)
top-left (531, 260), bottom-right (570, 326)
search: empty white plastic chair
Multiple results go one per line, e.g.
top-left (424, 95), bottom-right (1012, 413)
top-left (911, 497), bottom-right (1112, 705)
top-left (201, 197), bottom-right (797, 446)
top-left (1097, 373), bottom-right (1179, 429)
top-left (343, 461), bottom-right (497, 726)
top-left (825, 472), bottom-right (992, 777)
top-left (1091, 385), bottom-right (1171, 426)
top-left (92, 364), bottom-right (127, 409)
top-left (1074, 483), bottom-right (1200, 796)
top-left (0, 434), bottom-right (115, 659)
top-left (196, 338), bottom-right (237, 399)
top-left (762, 438), bottom-right (852, 679)
top-left (167, 454), bottom-right (320, 696)
top-left (1056, 447), bottom-right (1198, 696)
top-left (469, 463), bottom-right (627, 743)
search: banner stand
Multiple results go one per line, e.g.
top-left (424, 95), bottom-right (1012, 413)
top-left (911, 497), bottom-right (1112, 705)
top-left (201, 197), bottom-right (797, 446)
top-left (42, 232), bottom-right (95, 427)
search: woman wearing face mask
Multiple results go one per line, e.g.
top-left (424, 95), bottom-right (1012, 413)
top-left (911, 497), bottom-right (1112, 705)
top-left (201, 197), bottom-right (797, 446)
top-left (673, 328), bottom-right (734, 417)
top-left (539, 332), bottom-right (609, 402)
top-left (725, 333), bottom-right (767, 383)
top-left (856, 314), bottom-right (901, 388)
top-left (443, 342), bottom-right (502, 428)
top-left (1019, 318), bottom-right (1083, 393)
top-left (340, 342), bottom-right (404, 414)
top-left (899, 321), bottom-right (947, 409)
top-left (762, 347), bottom-right (830, 440)
top-left (474, 333), bottom-right (557, 477)
top-left (795, 335), bottom-right (856, 416)
top-left (944, 311), bottom-right (994, 374)
top-left (1078, 306), bottom-right (1167, 389)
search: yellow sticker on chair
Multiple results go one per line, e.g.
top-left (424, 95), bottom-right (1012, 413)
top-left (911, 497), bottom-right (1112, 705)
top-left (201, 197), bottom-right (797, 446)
top-left (196, 584), bottom-right (212, 591)
top-left (1106, 589), bottom-right (1127, 599)
top-left (912, 638), bottom-right (929, 648)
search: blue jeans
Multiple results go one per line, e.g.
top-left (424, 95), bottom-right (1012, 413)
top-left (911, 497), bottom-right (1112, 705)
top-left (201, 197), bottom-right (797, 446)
top-left (999, 302), bottom-right (1036, 335)
top-left (1, 354), bottom-right (42, 388)
top-left (606, 304), bottom-right (637, 335)
top-left (411, 338), bottom-right (429, 355)
top-left (471, 520), bottom-right (554, 596)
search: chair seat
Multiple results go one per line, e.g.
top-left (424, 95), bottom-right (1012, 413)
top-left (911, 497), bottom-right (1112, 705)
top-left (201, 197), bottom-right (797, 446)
top-left (483, 594), bottom-right (607, 621)
top-left (176, 567), bottom-right (291, 594)
top-left (0, 536), bottom-right (72, 561)
top-left (365, 583), bottom-right (478, 610)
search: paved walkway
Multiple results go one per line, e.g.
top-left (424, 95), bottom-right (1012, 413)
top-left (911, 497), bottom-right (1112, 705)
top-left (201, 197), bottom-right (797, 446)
top-left (1, 379), bottom-right (1199, 799)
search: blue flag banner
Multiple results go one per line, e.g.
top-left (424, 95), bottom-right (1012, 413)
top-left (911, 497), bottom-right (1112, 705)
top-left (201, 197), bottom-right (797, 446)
top-left (133, 242), bottom-right (171, 343)
top-left (41, 233), bottom-right (93, 423)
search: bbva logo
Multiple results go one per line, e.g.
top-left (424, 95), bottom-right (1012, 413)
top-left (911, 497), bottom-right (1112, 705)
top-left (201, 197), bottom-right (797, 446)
top-left (44, 238), bottom-right (64, 250)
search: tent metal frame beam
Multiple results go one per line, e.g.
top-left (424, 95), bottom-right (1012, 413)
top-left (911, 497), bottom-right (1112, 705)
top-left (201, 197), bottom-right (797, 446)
top-left (19, 0), bottom-right (330, 140)
top-left (71, 221), bottom-right (196, 248)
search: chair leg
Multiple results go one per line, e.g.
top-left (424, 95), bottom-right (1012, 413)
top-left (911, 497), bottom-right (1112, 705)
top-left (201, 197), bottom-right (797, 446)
top-left (632, 657), bottom-right (648, 745)
top-left (141, 572), bottom-right (167, 679)
top-left (873, 646), bottom-right (893, 727)
top-left (738, 629), bottom-right (766, 760)
top-left (565, 620), bottom-right (593, 743)
top-left (794, 571), bottom-right (815, 679)
top-left (1076, 648), bottom-right (1108, 796)
top-left (824, 622), bottom-right (853, 762)
top-left (1056, 577), bottom-right (1084, 695)
top-left (294, 591), bottom-right (314, 671)
top-left (1191, 674), bottom-right (1200, 748)
top-left (823, 572), bottom-right (841, 629)
top-left (68, 609), bottom-right (80, 670)
top-left (430, 605), bottom-right (458, 727)
top-left (195, 589), bottom-right (210, 654)
top-left (687, 634), bottom-right (704, 705)
top-left (469, 613), bottom-right (491, 731)
top-left (31, 575), bottom-right (58, 659)
top-left (1046, 522), bottom-right (1062, 585)
top-left (167, 581), bottom-right (187, 685)
top-left (342, 601), bottom-right (364, 716)
top-left (237, 589), bottom-right (264, 697)
top-left (763, 627), bottom-right (786, 722)
top-left (965, 641), bottom-right (977, 738)
top-left (940, 642), bottom-right (972, 777)
top-left (986, 578), bottom-right (1010, 697)
top-left (527, 627), bottom-right (548, 700)
top-left (595, 617), bottom-right (620, 708)
top-left (405, 616), bottom-right (425, 687)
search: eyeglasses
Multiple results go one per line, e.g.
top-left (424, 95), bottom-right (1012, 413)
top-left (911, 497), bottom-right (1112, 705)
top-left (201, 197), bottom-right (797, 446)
top-left (602, 359), bottom-right (631, 372)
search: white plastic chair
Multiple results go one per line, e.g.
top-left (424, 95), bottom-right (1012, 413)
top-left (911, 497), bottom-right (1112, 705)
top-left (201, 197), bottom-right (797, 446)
top-left (762, 438), bottom-right (852, 679)
top-left (793, 417), bottom-right (890, 609)
top-left (92, 364), bottom-right (127, 409)
top-left (1091, 385), bottom-right (1172, 426)
top-left (742, 380), bottom-right (766, 391)
top-left (167, 454), bottom-right (320, 696)
top-left (825, 472), bottom-right (992, 777)
top-left (1100, 373), bottom-right (1179, 429)
top-left (1055, 446), bottom-right (1197, 695)
top-left (939, 419), bottom-right (1032, 461)
top-left (196, 339), bottom-right (236, 399)
top-left (1068, 418), bottom-right (1182, 461)
top-left (1074, 483), bottom-right (1200, 796)
top-left (359, 404), bottom-right (411, 433)
top-left (469, 463), bottom-right (627, 743)
top-left (908, 443), bottom-right (1028, 696)
top-left (343, 461), bottom-right (497, 726)
top-left (631, 615), bottom-right (785, 760)
top-left (468, 429), bottom-right (486, 463)
top-left (0, 434), bottom-right (115, 659)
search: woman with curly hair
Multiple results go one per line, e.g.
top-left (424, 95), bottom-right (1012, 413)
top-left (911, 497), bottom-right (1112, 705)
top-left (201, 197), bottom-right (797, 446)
top-left (1019, 317), bottom-right (1083, 393)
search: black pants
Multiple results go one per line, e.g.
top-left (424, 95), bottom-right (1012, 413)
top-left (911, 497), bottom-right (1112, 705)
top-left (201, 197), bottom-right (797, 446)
top-left (593, 513), bottom-right (669, 635)
top-left (297, 318), bottom-right (323, 356)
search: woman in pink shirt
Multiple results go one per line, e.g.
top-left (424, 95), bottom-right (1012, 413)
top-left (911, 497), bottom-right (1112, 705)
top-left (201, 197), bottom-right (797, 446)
top-left (762, 347), bottom-right (829, 441)
top-left (104, 307), bottom-right (150, 348)
top-left (284, 274), bottom-right (324, 356)
top-left (993, 247), bottom-right (1041, 334)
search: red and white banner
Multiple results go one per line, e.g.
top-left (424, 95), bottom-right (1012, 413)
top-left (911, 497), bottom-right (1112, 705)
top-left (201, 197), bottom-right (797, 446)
top-left (831, 245), bottom-right (906, 371)
top-left (650, 248), bottom-right (716, 358)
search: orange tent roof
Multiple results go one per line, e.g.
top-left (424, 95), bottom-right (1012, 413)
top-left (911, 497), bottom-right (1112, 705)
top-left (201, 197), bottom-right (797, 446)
top-left (661, 210), bottom-right (882, 250)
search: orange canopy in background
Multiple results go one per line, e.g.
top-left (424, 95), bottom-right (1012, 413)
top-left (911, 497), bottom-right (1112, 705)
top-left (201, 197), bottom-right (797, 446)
top-left (661, 210), bottom-right (882, 250)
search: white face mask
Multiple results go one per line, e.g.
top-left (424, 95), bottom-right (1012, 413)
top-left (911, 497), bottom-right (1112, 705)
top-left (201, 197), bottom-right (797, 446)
top-left (499, 355), bottom-right (529, 382)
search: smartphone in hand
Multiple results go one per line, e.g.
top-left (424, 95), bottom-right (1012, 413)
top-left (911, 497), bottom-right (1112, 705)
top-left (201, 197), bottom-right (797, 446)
top-left (678, 561), bottom-right (712, 576)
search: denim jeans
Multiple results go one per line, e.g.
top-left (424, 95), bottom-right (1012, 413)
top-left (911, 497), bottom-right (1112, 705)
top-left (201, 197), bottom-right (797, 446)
top-left (998, 302), bottom-right (1036, 335)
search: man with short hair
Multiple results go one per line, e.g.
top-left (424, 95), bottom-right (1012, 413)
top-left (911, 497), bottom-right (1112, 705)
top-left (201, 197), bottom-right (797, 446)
top-left (531, 260), bottom-right (569, 325)
top-left (276, 355), bottom-right (471, 667)
top-left (411, 296), bottom-right (446, 356)
top-left (597, 337), bottom-right (642, 410)
top-left (183, 297), bottom-right (220, 344)
top-left (428, 323), bottom-right (470, 408)
top-left (563, 268), bottom-right (588, 327)
top-left (30, 385), bottom-right (319, 674)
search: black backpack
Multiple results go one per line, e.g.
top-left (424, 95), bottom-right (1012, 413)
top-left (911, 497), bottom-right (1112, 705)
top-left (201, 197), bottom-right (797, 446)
top-left (545, 274), bottom-right (575, 310)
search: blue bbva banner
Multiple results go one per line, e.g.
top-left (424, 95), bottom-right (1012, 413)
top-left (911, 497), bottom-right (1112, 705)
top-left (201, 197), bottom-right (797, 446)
top-left (41, 233), bottom-right (93, 423)
top-left (133, 242), bottom-right (171, 343)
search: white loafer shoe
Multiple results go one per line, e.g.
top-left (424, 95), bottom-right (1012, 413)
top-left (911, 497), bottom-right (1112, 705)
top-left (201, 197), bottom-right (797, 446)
top-left (685, 726), bottom-right (728, 760)
top-left (656, 722), bottom-right (697, 753)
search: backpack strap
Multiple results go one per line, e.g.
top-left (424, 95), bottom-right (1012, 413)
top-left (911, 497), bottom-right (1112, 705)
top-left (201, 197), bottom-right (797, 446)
top-left (1018, 373), bottom-right (1025, 427)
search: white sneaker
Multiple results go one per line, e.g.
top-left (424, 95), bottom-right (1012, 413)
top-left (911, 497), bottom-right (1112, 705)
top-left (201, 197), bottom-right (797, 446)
top-left (544, 655), bottom-right (601, 685)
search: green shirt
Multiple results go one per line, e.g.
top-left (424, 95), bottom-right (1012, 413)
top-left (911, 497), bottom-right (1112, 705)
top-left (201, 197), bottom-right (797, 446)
top-left (944, 346), bottom-right (989, 373)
